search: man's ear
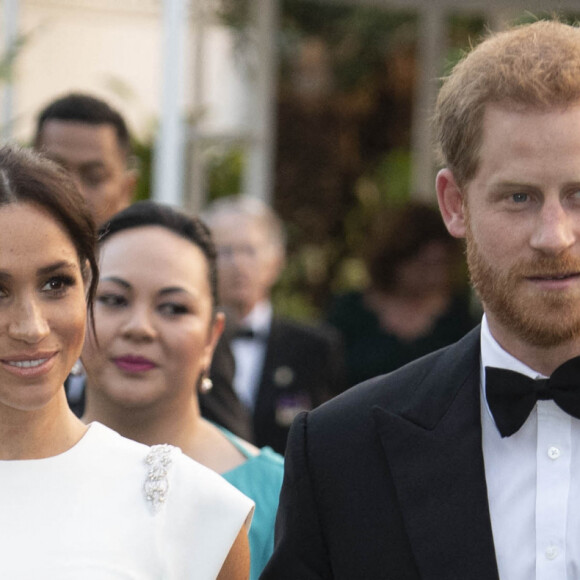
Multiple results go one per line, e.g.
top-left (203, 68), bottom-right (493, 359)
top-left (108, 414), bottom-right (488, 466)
top-left (122, 168), bottom-right (139, 207)
top-left (436, 168), bottom-right (467, 239)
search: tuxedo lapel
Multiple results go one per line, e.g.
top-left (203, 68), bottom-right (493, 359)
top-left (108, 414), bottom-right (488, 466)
top-left (257, 319), bottom-right (278, 396)
top-left (255, 319), bottom-right (282, 421)
top-left (373, 329), bottom-right (499, 580)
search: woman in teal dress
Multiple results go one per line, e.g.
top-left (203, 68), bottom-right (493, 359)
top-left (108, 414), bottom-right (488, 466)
top-left (81, 201), bottom-right (283, 579)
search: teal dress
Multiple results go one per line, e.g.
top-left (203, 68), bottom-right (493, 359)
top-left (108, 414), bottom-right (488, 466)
top-left (219, 427), bottom-right (284, 580)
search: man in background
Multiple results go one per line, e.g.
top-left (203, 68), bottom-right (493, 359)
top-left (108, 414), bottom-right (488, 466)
top-left (204, 195), bottom-right (346, 454)
top-left (34, 93), bottom-right (137, 225)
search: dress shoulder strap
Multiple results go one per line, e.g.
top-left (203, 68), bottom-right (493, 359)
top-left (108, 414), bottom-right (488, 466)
top-left (217, 426), bottom-right (254, 459)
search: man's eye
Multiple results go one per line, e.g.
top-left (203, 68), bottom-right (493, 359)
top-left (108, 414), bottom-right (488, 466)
top-left (512, 193), bottom-right (528, 203)
top-left (82, 171), bottom-right (108, 187)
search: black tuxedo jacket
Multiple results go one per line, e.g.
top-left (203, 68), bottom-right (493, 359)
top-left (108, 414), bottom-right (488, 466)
top-left (261, 326), bottom-right (500, 579)
top-left (209, 317), bottom-right (347, 454)
top-left (252, 318), bottom-right (347, 454)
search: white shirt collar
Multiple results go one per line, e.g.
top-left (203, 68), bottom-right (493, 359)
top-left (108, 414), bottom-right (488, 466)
top-left (240, 300), bottom-right (272, 335)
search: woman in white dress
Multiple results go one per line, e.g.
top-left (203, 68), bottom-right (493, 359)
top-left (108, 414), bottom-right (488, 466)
top-left (0, 144), bottom-right (253, 579)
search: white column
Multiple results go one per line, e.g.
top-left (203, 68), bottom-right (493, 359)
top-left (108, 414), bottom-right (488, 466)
top-left (242, 0), bottom-right (279, 203)
top-left (410, 5), bottom-right (446, 202)
top-left (152, 0), bottom-right (188, 207)
top-left (1, 0), bottom-right (19, 141)
top-left (186, 0), bottom-right (207, 213)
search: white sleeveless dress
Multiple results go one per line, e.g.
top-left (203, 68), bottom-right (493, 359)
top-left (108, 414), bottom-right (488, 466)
top-left (0, 422), bottom-right (254, 579)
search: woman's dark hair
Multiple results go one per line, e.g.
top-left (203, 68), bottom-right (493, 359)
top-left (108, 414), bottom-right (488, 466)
top-left (0, 143), bottom-right (99, 313)
top-left (367, 201), bottom-right (461, 292)
top-left (98, 201), bottom-right (219, 312)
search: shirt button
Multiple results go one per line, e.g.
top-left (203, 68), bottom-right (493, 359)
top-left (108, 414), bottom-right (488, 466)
top-left (548, 446), bottom-right (561, 460)
top-left (545, 546), bottom-right (559, 560)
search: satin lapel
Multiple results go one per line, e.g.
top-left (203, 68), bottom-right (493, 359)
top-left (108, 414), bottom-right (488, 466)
top-left (255, 319), bottom-right (279, 404)
top-left (373, 330), bottom-right (499, 580)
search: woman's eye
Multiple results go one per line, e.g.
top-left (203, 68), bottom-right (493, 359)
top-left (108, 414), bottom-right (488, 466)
top-left (97, 294), bottom-right (127, 308)
top-left (42, 275), bottom-right (75, 295)
top-left (159, 303), bottom-right (189, 316)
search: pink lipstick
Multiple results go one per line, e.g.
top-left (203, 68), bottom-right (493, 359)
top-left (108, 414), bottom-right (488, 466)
top-left (114, 355), bottom-right (157, 373)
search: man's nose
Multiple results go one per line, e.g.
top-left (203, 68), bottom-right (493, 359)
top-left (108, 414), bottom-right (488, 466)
top-left (530, 201), bottom-right (576, 255)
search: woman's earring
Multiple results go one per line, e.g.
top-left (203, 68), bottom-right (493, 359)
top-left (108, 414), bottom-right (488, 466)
top-left (200, 376), bottom-right (213, 394)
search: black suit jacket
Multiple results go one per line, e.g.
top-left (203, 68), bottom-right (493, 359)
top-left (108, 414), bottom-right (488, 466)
top-left (209, 317), bottom-right (347, 454)
top-left (261, 326), bottom-right (500, 579)
top-left (252, 318), bottom-right (347, 454)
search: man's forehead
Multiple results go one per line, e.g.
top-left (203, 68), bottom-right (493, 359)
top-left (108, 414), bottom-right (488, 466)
top-left (38, 120), bottom-right (123, 164)
top-left (212, 213), bottom-right (265, 237)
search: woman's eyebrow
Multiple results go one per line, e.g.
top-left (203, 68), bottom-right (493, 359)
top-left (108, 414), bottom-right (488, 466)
top-left (99, 276), bottom-right (131, 289)
top-left (37, 260), bottom-right (78, 276)
top-left (158, 286), bottom-right (194, 298)
top-left (0, 260), bottom-right (78, 280)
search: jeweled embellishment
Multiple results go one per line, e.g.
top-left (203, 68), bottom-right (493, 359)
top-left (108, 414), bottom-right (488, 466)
top-left (144, 444), bottom-right (174, 513)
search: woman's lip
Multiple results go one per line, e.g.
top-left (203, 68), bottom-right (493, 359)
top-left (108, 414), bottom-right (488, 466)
top-left (113, 356), bottom-right (157, 373)
top-left (0, 352), bottom-right (57, 377)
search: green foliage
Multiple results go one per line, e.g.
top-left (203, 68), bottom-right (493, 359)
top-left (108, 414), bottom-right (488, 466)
top-left (0, 32), bottom-right (28, 83)
top-left (277, 2), bottom-right (416, 92)
top-left (206, 146), bottom-right (245, 201)
top-left (131, 138), bottom-right (153, 202)
top-left (511, 11), bottom-right (580, 26)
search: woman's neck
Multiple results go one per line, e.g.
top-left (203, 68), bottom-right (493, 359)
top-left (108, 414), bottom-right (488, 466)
top-left (84, 390), bottom-right (199, 448)
top-left (0, 392), bottom-right (87, 460)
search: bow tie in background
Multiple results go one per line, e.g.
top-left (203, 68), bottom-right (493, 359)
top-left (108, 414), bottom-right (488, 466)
top-left (233, 327), bottom-right (266, 340)
top-left (485, 356), bottom-right (580, 437)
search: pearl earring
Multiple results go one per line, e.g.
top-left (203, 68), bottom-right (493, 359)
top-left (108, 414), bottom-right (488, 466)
top-left (200, 377), bottom-right (213, 394)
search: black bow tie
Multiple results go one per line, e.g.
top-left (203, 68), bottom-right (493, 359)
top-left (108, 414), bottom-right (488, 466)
top-left (485, 356), bottom-right (580, 437)
top-left (234, 327), bottom-right (265, 340)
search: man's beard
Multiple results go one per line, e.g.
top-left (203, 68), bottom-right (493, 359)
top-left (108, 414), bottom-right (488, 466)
top-left (465, 222), bottom-right (580, 347)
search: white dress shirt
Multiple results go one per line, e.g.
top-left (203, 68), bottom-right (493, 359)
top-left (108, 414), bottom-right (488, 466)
top-left (480, 315), bottom-right (580, 579)
top-left (231, 301), bottom-right (272, 410)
